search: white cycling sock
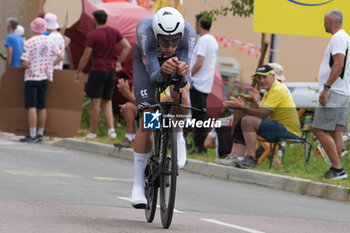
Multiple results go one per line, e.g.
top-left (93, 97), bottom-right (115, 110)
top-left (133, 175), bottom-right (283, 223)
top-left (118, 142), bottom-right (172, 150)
top-left (133, 152), bottom-right (149, 188)
top-left (176, 130), bottom-right (187, 169)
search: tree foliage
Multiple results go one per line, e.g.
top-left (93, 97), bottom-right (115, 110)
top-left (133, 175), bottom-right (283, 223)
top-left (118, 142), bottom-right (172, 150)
top-left (201, 0), bottom-right (254, 20)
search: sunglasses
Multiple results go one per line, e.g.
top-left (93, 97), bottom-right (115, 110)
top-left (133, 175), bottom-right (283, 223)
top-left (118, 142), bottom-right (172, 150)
top-left (254, 75), bottom-right (270, 81)
top-left (157, 34), bottom-right (182, 48)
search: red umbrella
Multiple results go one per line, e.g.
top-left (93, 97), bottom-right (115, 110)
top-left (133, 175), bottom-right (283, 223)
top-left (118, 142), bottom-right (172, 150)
top-left (65, 0), bottom-right (153, 74)
top-left (206, 67), bottom-right (225, 119)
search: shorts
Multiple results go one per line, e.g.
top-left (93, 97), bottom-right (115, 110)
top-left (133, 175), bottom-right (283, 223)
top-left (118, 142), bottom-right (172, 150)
top-left (312, 91), bottom-right (350, 131)
top-left (257, 118), bottom-right (299, 142)
top-left (86, 70), bottom-right (116, 100)
top-left (25, 80), bottom-right (48, 109)
top-left (133, 44), bottom-right (157, 110)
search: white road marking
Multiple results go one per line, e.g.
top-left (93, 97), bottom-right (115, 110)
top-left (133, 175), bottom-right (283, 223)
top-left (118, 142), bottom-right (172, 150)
top-left (93, 177), bottom-right (133, 182)
top-left (0, 141), bottom-right (16, 145)
top-left (117, 196), bottom-right (184, 213)
top-left (3, 170), bottom-right (80, 178)
top-left (0, 145), bottom-right (69, 154)
top-left (200, 218), bottom-right (265, 233)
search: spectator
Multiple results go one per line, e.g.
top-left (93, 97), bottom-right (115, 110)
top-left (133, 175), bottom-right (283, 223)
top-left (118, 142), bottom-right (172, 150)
top-left (74, 9), bottom-right (131, 139)
top-left (130, 7), bottom-right (196, 209)
top-left (190, 13), bottom-right (218, 154)
top-left (15, 25), bottom-right (26, 42)
top-left (44, 13), bottom-right (65, 70)
top-left (223, 65), bottom-right (300, 169)
top-left (218, 63), bottom-right (288, 165)
top-left (114, 78), bottom-right (137, 147)
top-left (3, 17), bottom-right (24, 68)
top-left (268, 63), bottom-right (286, 82)
top-left (19, 17), bottom-right (64, 142)
top-left (312, 9), bottom-right (350, 180)
top-left (204, 115), bottom-right (234, 159)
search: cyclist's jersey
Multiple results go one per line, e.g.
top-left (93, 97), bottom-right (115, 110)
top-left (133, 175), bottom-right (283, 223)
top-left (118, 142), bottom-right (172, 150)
top-left (133, 17), bottom-right (196, 109)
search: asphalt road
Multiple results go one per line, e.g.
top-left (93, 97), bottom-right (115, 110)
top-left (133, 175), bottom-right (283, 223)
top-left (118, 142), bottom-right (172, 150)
top-left (0, 136), bottom-right (350, 233)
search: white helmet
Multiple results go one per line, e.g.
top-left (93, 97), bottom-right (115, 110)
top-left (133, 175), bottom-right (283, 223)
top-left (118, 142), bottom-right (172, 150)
top-left (152, 7), bottom-right (185, 39)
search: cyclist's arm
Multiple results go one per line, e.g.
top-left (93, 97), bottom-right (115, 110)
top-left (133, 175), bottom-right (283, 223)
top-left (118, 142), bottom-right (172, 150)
top-left (174, 21), bottom-right (196, 83)
top-left (135, 18), bottom-right (170, 86)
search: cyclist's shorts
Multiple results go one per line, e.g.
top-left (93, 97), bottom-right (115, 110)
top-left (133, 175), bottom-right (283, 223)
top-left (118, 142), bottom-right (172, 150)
top-left (133, 45), bottom-right (157, 110)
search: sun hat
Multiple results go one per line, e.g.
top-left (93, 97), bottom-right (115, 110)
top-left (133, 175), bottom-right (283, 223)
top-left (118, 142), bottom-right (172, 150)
top-left (44, 13), bottom-right (59, 30)
top-left (30, 17), bottom-right (46, 34)
top-left (15, 25), bottom-right (25, 36)
top-left (253, 65), bottom-right (275, 76)
top-left (268, 63), bottom-right (286, 81)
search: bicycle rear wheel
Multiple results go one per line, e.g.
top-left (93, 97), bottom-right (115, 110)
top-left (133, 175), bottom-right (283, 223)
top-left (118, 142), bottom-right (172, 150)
top-left (145, 132), bottom-right (159, 223)
top-left (159, 129), bottom-right (178, 229)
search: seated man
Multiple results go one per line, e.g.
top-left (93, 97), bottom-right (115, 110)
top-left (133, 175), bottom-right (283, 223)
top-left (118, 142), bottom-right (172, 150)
top-left (223, 64), bottom-right (301, 169)
top-left (114, 78), bottom-right (137, 147)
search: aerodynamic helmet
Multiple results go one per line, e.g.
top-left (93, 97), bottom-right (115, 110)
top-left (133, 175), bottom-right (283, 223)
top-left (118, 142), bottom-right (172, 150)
top-left (152, 7), bottom-right (185, 40)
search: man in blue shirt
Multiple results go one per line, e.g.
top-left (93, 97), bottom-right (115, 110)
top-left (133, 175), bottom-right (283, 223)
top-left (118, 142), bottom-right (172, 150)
top-left (3, 17), bottom-right (24, 68)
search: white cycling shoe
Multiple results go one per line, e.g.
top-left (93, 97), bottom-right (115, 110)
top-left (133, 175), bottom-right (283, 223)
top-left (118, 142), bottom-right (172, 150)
top-left (177, 131), bottom-right (187, 169)
top-left (131, 185), bottom-right (147, 209)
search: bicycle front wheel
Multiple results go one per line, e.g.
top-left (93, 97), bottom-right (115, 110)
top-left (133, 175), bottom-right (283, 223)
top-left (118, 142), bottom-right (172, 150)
top-left (159, 129), bottom-right (178, 229)
top-left (145, 132), bottom-right (159, 223)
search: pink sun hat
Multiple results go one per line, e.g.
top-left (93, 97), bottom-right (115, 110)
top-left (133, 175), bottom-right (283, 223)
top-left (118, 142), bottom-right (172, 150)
top-left (30, 17), bottom-right (46, 34)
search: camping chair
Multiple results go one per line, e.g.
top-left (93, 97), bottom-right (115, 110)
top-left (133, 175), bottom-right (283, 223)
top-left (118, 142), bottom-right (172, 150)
top-left (257, 107), bottom-right (313, 168)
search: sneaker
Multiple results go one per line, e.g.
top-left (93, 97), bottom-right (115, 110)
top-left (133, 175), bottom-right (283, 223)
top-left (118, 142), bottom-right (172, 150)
top-left (114, 137), bottom-right (132, 148)
top-left (131, 185), bottom-right (147, 209)
top-left (233, 156), bottom-right (257, 169)
top-left (86, 132), bottom-right (97, 139)
top-left (36, 134), bottom-right (43, 142)
top-left (19, 135), bottom-right (38, 143)
top-left (216, 154), bottom-right (241, 165)
top-left (108, 129), bottom-right (117, 139)
top-left (324, 167), bottom-right (348, 180)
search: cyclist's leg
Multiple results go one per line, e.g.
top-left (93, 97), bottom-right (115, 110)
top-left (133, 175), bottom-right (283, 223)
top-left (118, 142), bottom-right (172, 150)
top-left (131, 121), bottom-right (152, 208)
top-left (170, 84), bottom-right (190, 119)
top-left (131, 45), bottom-right (156, 208)
top-left (162, 86), bottom-right (189, 168)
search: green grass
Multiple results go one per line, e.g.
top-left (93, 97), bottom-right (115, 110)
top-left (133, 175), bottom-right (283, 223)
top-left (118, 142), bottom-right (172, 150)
top-left (255, 143), bottom-right (350, 189)
top-left (77, 104), bottom-right (350, 189)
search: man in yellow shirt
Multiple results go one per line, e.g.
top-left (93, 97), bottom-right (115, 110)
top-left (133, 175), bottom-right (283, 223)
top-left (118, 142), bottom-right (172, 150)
top-left (223, 64), bottom-right (300, 168)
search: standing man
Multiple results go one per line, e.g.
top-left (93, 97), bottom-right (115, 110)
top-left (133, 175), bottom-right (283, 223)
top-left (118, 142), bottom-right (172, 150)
top-left (20, 17), bottom-right (63, 142)
top-left (190, 13), bottom-right (218, 154)
top-left (312, 9), bottom-right (350, 180)
top-left (3, 17), bottom-right (24, 68)
top-left (44, 13), bottom-right (65, 70)
top-left (75, 10), bottom-right (131, 139)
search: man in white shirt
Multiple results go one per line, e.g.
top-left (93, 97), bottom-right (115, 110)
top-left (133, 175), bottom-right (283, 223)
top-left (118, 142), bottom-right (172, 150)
top-left (312, 9), bottom-right (350, 180)
top-left (190, 13), bottom-right (218, 153)
top-left (44, 13), bottom-right (65, 70)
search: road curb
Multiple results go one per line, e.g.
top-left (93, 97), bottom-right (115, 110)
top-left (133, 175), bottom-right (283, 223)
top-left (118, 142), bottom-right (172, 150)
top-left (54, 138), bottom-right (350, 202)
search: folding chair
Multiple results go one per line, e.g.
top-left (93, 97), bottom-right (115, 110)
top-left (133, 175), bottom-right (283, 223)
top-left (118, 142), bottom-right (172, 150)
top-left (257, 108), bottom-right (313, 168)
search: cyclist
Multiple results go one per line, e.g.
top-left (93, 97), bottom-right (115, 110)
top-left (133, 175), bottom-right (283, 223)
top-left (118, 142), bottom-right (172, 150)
top-left (131, 7), bottom-right (196, 209)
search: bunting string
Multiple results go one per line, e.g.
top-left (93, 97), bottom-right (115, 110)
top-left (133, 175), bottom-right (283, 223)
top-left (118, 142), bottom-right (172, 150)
top-left (214, 35), bottom-right (271, 59)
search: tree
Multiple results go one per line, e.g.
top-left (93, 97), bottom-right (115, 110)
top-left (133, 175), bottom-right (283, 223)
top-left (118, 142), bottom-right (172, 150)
top-left (201, 0), bottom-right (254, 19)
top-left (201, 0), bottom-right (267, 89)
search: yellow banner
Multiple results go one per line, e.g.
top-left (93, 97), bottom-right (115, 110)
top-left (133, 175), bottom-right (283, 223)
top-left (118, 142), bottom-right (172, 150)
top-left (254, 0), bottom-right (350, 37)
